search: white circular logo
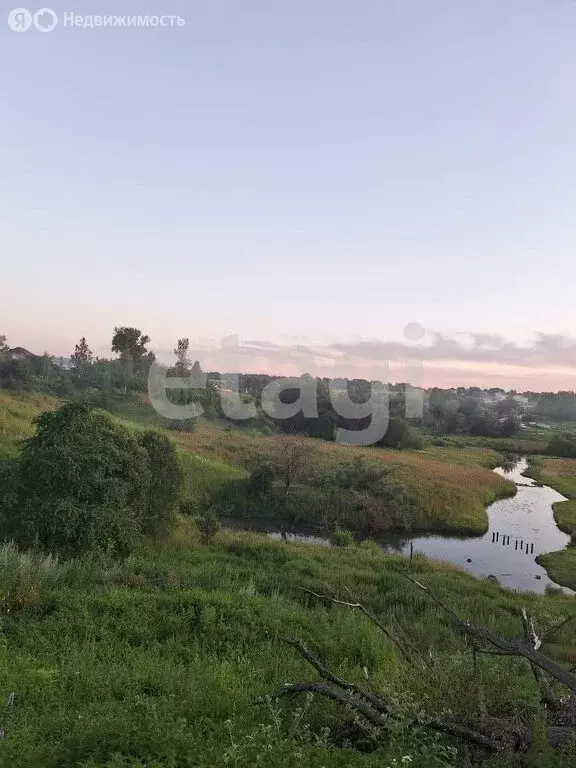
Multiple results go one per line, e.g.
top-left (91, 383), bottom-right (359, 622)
top-left (8, 8), bottom-right (33, 31)
top-left (33, 7), bottom-right (57, 32)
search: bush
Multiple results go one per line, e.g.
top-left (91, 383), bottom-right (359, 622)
top-left (248, 462), bottom-right (275, 498)
top-left (196, 509), bottom-right (220, 544)
top-left (330, 528), bottom-right (355, 547)
top-left (4, 403), bottom-right (151, 555)
top-left (399, 428), bottom-right (425, 450)
top-left (137, 430), bottom-right (182, 535)
top-left (546, 433), bottom-right (576, 459)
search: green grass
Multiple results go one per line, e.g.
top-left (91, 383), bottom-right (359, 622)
top-left (536, 549), bottom-right (576, 591)
top-left (172, 421), bottom-right (515, 535)
top-left (526, 457), bottom-right (576, 591)
top-left (0, 391), bottom-right (514, 536)
top-left (178, 448), bottom-right (246, 504)
top-left (0, 390), bottom-right (59, 459)
top-left (0, 525), bottom-right (575, 767)
top-left (526, 457), bottom-right (576, 535)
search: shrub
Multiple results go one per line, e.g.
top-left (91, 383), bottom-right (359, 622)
top-left (137, 430), bottom-right (182, 536)
top-left (330, 528), bottom-right (355, 547)
top-left (546, 433), bottom-right (576, 459)
top-left (399, 429), bottom-right (425, 450)
top-left (4, 403), bottom-right (150, 555)
top-left (248, 462), bottom-right (275, 498)
top-left (180, 499), bottom-right (198, 516)
top-left (196, 509), bottom-right (220, 544)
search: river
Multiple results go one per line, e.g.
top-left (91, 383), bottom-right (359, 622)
top-left (224, 457), bottom-right (574, 595)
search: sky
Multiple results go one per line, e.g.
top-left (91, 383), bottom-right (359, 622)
top-left (2, 0), bottom-right (576, 390)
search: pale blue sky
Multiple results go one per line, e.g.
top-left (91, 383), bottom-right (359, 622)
top-left (2, 1), bottom-right (576, 387)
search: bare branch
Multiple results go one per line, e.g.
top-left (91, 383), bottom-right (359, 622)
top-left (280, 638), bottom-right (388, 713)
top-left (261, 681), bottom-right (389, 728)
top-left (542, 614), bottom-right (576, 643)
top-left (404, 575), bottom-right (576, 693)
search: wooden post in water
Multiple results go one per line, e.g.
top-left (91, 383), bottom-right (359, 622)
top-left (496, 532), bottom-right (499, 542)
top-left (531, 543), bottom-right (534, 554)
top-left (515, 540), bottom-right (518, 550)
top-left (409, 542), bottom-right (414, 569)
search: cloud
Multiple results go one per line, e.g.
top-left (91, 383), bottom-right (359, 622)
top-left (150, 330), bottom-right (576, 390)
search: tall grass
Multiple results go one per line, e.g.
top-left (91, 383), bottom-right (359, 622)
top-left (0, 524), bottom-right (574, 767)
top-left (0, 390), bottom-right (58, 458)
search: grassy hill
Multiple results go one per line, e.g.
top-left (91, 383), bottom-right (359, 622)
top-left (0, 522), bottom-right (575, 767)
top-left (0, 391), bottom-right (514, 535)
top-left (0, 392), bottom-right (575, 766)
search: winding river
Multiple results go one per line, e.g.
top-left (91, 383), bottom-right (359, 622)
top-left (226, 457), bottom-right (575, 595)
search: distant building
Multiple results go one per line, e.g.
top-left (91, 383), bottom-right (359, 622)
top-left (53, 356), bottom-right (74, 371)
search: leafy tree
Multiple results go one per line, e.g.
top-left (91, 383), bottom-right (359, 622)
top-left (499, 415), bottom-right (521, 438)
top-left (137, 430), bottom-right (182, 535)
top-left (71, 337), bottom-right (93, 367)
top-left (496, 397), bottom-right (519, 416)
top-left (174, 338), bottom-right (191, 376)
top-left (112, 327), bottom-right (155, 391)
top-left (0, 334), bottom-right (8, 359)
top-left (4, 403), bottom-right (150, 555)
top-left (112, 326), bottom-right (151, 363)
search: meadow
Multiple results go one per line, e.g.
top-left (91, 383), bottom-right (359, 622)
top-left (0, 392), bottom-right (576, 765)
top-left (171, 420), bottom-right (514, 535)
top-left (0, 391), bottom-right (515, 537)
top-left (0, 522), bottom-right (575, 767)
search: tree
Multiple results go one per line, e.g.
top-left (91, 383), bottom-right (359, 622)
top-left (71, 337), bottom-right (93, 367)
top-left (4, 403), bottom-right (151, 555)
top-left (0, 334), bottom-right (8, 359)
top-left (174, 338), bottom-right (191, 376)
top-left (274, 435), bottom-right (310, 495)
top-left (111, 327), bottom-right (155, 391)
top-left (496, 397), bottom-right (519, 416)
top-left (112, 327), bottom-right (153, 367)
top-left (137, 430), bottom-right (182, 535)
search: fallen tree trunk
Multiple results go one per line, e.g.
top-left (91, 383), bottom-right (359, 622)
top-left (258, 580), bottom-right (576, 754)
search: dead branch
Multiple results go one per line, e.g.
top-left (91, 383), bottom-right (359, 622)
top-left (521, 608), bottom-right (561, 711)
top-left (542, 614), bottom-right (576, 643)
top-left (262, 681), bottom-right (389, 728)
top-left (280, 638), bottom-right (388, 713)
top-left (404, 575), bottom-right (576, 693)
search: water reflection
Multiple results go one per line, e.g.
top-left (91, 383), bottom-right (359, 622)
top-left (224, 458), bottom-right (574, 595)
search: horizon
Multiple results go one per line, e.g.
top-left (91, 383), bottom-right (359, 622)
top-left (3, 1), bottom-right (576, 391)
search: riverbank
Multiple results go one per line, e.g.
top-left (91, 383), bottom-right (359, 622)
top-left (526, 456), bottom-right (576, 590)
top-left (173, 421), bottom-right (516, 536)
